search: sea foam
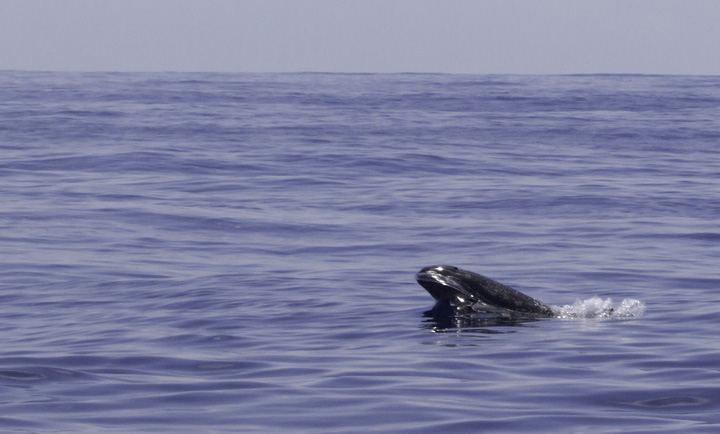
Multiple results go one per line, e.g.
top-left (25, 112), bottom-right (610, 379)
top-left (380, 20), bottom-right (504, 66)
top-left (552, 297), bottom-right (646, 319)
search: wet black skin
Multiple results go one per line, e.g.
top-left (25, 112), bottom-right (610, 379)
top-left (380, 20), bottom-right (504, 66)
top-left (416, 265), bottom-right (555, 317)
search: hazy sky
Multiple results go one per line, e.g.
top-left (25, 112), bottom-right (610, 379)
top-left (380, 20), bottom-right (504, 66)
top-left (2, 0), bottom-right (719, 74)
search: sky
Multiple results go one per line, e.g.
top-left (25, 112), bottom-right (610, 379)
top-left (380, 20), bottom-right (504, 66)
top-left (1, 0), bottom-right (720, 74)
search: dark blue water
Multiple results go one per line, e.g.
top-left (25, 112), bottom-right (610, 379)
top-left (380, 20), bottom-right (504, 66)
top-left (2, 71), bottom-right (720, 433)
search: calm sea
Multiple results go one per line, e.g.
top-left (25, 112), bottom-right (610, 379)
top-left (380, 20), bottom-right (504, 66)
top-left (1, 71), bottom-right (720, 433)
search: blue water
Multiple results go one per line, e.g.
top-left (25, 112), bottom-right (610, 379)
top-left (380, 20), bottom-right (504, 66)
top-left (1, 71), bottom-right (720, 433)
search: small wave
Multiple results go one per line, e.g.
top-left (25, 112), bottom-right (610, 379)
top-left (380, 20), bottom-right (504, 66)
top-left (552, 297), bottom-right (646, 319)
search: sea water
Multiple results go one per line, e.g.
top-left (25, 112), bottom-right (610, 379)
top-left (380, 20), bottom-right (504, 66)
top-left (1, 71), bottom-right (720, 433)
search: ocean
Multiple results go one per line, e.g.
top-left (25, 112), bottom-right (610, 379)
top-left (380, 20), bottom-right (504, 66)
top-left (1, 71), bottom-right (719, 433)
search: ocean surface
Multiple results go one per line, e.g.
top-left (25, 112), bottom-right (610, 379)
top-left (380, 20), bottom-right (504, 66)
top-left (1, 71), bottom-right (720, 433)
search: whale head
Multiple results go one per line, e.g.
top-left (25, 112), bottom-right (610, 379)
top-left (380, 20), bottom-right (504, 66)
top-left (415, 265), bottom-right (555, 316)
top-left (415, 265), bottom-right (480, 307)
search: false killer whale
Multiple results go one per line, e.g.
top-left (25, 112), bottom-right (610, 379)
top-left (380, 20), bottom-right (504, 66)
top-left (416, 265), bottom-right (555, 317)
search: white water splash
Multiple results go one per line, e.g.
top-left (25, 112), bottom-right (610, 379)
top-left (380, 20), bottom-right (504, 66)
top-left (551, 297), bottom-right (646, 319)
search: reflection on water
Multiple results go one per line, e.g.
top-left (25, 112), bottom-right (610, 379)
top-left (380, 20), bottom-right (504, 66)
top-left (421, 301), bottom-right (546, 333)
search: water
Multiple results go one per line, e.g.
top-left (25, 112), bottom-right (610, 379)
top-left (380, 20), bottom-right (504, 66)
top-left (1, 71), bottom-right (720, 433)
